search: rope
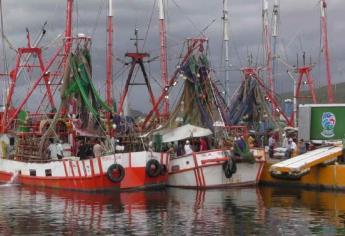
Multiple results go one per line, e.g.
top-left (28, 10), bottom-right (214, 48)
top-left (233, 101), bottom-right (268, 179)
top-left (90, 0), bottom-right (106, 38)
top-left (171, 0), bottom-right (203, 35)
top-left (141, 0), bottom-right (157, 51)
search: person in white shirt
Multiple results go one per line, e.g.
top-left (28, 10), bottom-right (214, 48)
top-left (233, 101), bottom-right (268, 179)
top-left (282, 133), bottom-right (288, 148)
top-left (285, 138), bottom-right (296, 158)
top-left (56, 140), bottom-right (64, 160)
top-left (268, 134), bottom-right (276, 158)
top-left (47, 140), bottom-right (58, 160)
top-left (184, 140), bottom-right (193, 155)
top-left (93, 139), bottom-right (105, 157)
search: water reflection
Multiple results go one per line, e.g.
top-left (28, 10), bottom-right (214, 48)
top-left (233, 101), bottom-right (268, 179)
top-left (0, 185), bottom-right (345, 235)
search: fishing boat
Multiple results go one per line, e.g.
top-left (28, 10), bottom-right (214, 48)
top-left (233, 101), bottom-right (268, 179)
top-left (141, 36), bottom-right (266, 188)
top-left (0, 0), bottom-right (167, 191)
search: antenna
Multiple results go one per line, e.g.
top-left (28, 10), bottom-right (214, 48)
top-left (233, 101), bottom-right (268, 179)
top-left (223, 0), bottom-right (230, 105)
top-left (130, 28), bottom-right (143, 53)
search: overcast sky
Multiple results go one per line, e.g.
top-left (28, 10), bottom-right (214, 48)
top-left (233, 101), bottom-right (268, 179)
top-left (1, 0), bottom-right (345, 112)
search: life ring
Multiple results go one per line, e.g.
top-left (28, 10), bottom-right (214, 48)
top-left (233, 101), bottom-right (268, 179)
top-left (106, 164), bottom-right (125, 183)
top-left (160, 164), bottom-right (167, 176)
top-left (222, 158), bottom-right (237, 179)
top-left (146, 159), bottom-right (161, 177)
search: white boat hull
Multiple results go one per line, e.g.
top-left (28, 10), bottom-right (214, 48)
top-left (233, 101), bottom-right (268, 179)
top-left (168, 149), bottom-right (265, 188)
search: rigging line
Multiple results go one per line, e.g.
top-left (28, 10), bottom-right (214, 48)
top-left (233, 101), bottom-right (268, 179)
top-left (171, 0), bottom-right (203, 35)
top-left (280, 38), bottom-right (289, 62)
top-left (283, 1), bottom-right (319, 50)
top-left (141, 0), bottom-right (157, 51)
top-left (147, 59), bottom-right (162, 89)
top-left (276, 57), bottom-right (294, 70)
top-left (42, 1), bottom-right (60, 35)
top-left (41, 34), bottom-right (64, 50)
top-left (199, 18), bottom-right (217, 37)
top-left (230, 32), bottom-right (244, 68)
top-left (113, 63), bottom-right (128, 81)
top-left (90, 0), bottom-right (105, 38)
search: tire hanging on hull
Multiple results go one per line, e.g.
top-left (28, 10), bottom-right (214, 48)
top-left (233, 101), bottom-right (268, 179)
top-left (222, 157), bottom-right (237, 178)
top-left (106, 164), bottom-right (125, 182)
top-left (146, 159), bottom-right (162, 177)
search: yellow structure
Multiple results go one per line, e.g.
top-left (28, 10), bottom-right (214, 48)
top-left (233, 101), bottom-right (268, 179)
top-left (261, 161), bottom-right (345, 190)
top-left (270, 146), bottom-right (342, 177)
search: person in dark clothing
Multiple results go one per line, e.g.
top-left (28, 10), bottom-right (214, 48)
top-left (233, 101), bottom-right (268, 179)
top-left (77, 140), bottom-right (88, 160)
top-left (176, 141), bottom-right (185, 156)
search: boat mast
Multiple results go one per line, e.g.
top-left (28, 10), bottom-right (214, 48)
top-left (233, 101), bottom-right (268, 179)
top-left (272, 0), bottom-right (279, 91)
top-left (262, 0), bottom-right (274, 104)
top-left (320, 0), bottom-right (333, 103)
top-left (158, 0), bottom-right (169, 118)
top-left (64, 0), bottom-right (73, 55)
top-left (106, 0), bottom-right (114, 134)
top-left (223, 0), bottom-right (230, 106)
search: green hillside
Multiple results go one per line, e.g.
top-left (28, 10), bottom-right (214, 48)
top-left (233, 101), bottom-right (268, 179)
top-left (279, 82), bottom-right (345, 104)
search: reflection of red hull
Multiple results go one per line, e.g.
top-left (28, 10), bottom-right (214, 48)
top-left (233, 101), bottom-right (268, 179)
top-left (22, 186), bottom-right (168, 206)
top-left (0, 167), bottom-right (167, 192)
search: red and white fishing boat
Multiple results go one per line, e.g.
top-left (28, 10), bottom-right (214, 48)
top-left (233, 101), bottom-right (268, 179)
top-left (0, 0), bottom-right (168, 191)
top-left (0, 149), bottom-right (168, 191)
top-left (168, 148), bottom-right (265, 189)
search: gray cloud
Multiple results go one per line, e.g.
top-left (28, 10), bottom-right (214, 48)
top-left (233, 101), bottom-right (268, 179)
top-left (1, 0), bottom-right (344, 111)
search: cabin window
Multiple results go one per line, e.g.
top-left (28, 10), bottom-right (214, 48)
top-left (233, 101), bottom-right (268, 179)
top-left (186, 161), bottom-right (190, 165)
top-left (171, 165), bottom-right (180, 172)
top-left (45, 169), bottom-right (52, 176)
top-left (9, 137), bottom-right (15, 146)
top-left (29, 169), bottom-right (36, 176)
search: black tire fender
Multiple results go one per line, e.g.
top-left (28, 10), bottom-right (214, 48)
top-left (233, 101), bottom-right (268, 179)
top-left (106, 164), bottom-right (125, 183)
top-left (146, 159), bottom-right (162, 177)
top-left (222, 158), bottom-right (237, 179)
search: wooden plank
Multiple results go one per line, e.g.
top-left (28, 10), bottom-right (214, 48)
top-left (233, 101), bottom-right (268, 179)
top-left (270, 146), bottom-right (343, 173)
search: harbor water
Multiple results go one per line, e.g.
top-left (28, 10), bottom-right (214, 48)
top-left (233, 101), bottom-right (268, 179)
top-left (0, 185), bottom-right (344, 235)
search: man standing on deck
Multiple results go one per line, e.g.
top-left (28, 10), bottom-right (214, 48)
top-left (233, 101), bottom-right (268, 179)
top-left (56, 140), bottom-right (64, 160)
top-left (48, 139), bottom-right (58, 160)
top-left (184, 140), bottom-right (193, 155)
top-left (268, 134), bottom-right (276, 158)
top-left (285, 138), bottom-right (296, 158)
top-left (93, 139), bottom-right (105, 158)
